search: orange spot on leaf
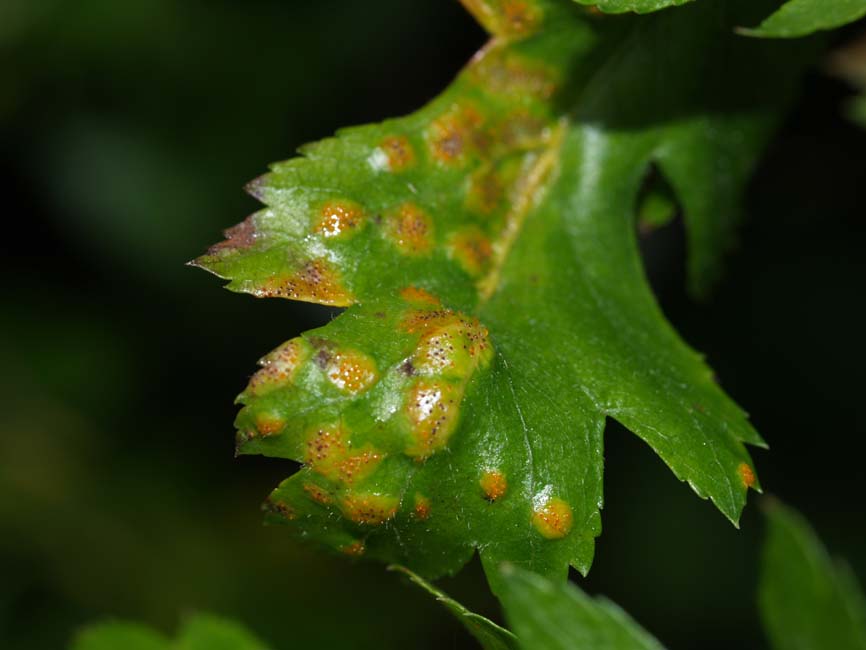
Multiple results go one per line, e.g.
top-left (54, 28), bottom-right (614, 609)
top-left (738, 463), bottom-right (756, 489)
top-left (324, 349), bottom-right (379, 395)
top-left (448, 227), bottom-right (494, 277)
top-left (400, 286), bottom-right (441, 306)
top-left (255, 260), bottom-right (354, 306)
top-left (254, 413), bottom-right (285, 437)
top-left (532, 496), bottom-right (573, 539)
top-left (385, 203), bottom-right (433, 255)
top-left (316, 200), bottom-right (365, 238)
top-left (380, 135), bottom-right (416, 171)
top-left (413, 494), bottom-right (431, 520)
top-left (480, 470), bottom-right (507, 501)
top-left (341, 493), bottom-right (398, 525)
top-left (340, 540), bottom-right (366, 556)
top-left (303, 483), bottom-right (334, 505)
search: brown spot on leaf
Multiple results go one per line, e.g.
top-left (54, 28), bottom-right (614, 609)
top-left (404, 380), bottom-right (461, 459)
top-left (303, 483), bottom-right (334, 505)
top-left (247, 338), bottom-right (310, 395)
top-left (340, 540), bottom-right (366, 556)
top-left (385, 203), bottom-right (433, 255)
top-left (255, 260), bottom-right (354, 306)
top-left (254, 412), bottom-right (285, 437)
top-left (208, 215), bottom-right (257, 253)
top-left (427, 104), bottom-right (485, 166)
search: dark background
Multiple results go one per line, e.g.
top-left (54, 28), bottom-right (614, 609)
top-left (1, 1), bottom-right (864, 648)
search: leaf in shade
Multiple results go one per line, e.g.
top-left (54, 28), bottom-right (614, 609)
top-left (497, 565), bottom-right (666, 650)
top-left (759, 499), bottom-right (866, 650)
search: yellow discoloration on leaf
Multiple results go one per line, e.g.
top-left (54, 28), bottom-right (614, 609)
top-left (480, 470), bottom-right (508, 501)
top-left (254, 412), bottom-right (285, 437)
top-left (380, 135), bottom-right (416, 171)
top-left (403, 380), bottom-right (461, 459)
top-left (305, 425), bottom-right (383, 485)
top-left (254, 260), bottom-right (354, 306)
top-left (340, 540), bottom-right (366, 556)
top-left (316, 200), bottom-right (365, 239)
top-left (448, 227), bottom-right (495, 277)
top-left (467, 167), bottom-right (505, 215)
top-left (532, 496), bottom-right (573, 539)
top-left (413, 494), bottom-right (431, 520)
top-left (341, 493), bottom-right (399, 525)
top-left (247, 337), bottom-right (310, 395)
top-left (412, 317), bottom-right (493, 377)
top-left (324, 348), bottom-right (379, 395)
top-left (426, 103), bottom-right (486, 166)
top-left (470, 48), bottom-right (558, 100)
top-left (400, 286), bottom-right (442, 306)
top-left (738, 462), bottom-right (756, 489)
top-left (459, 0), bottom-right (544, 37)
top-left (385, 203), bottom-right (434, 255)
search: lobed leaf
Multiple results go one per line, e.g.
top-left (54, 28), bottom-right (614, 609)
top-left (195, 0), bottom-right (810, 590)
top-left (497, 565), bottom-right (666, 650)
top-left (759, 500), bottom-right (866, 650)
top-left (739, 0), bottom-right (866, 39)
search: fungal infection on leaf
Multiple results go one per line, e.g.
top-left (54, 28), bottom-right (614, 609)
top-left (316, 200), bottom-right (365, 239)
top-left (532, 495), bottom-right (573, 539)
top-left (480, 470), bottom-right (508, 501)
top-left (385, 203), bottom-right (434, 255)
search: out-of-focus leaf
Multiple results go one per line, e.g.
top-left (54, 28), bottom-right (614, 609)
top-left (71, 622), bottom-right (169, 650)
top-left (828, 33), bottom-right (866, 128)
top-left (739, 0), bottom-right (866, 38)
top-left (759, 499), bottom-right (866, 650)
top-left (569, 0), bottom-right (692, 14)
top-left (70, 615), bottom-right (270, 650)
top-left (391, 565), bottom-right (518, 650)
top-left (195, 0), bottom-right (809, 590)
top-left (497, 565), bottom-right (666, 650)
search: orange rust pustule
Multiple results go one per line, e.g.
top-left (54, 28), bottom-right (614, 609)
top-left (340, 541), bottom-right (366, 557)
top-left (247, 338), bottom-right (308, 394)
top-left (341, 494), bottom-right (398, 525)
top-left (413, 494), bottom-right (431, 520)
top-left (305, 426), bottom-right (383, 485)
top-left (427, 104), bottom-right (485, 165)
top-left (738, 462), bottom-right (756, 489)
top-left (448, 228), bottom-right (494, 277)
top-left (404, 380), bottom-right (459, 459)
top-left (380, 135), bottom-right (416, 171)
top-left (303, 483), bottom-right (334, 505)
top-left (467, 167), bottom-right (504, 215)
top-left (207, 215), bottom-right (257, 253)
top-left (471, 51), bottom-right (557, 100)
top-left (480, 470), bottom-right (507, 501)
top-left (385, 203), bottom-right (433, 255)
top-left (254, 413), bottom-right (285, 437)
top-left (316, 200), bottom-right (365, 238)
top-left (501, 0), bottom-right (542, 34)
top-left (264, 499), bottom-right (297, 521)
top-left (255, 260), bottom-right (354, 306)
top-left (532, 497), bottom-right (573, 539)
top-left (400, 286), bottom-right (442, 306)
top-left (324, 349), bottom-right (379, 395)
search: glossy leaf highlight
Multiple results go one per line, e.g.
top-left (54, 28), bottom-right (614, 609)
top-left (739, 0), bottom-right (866, 38)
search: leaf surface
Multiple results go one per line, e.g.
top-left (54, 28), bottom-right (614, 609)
top-left (570, 0), bottom-right (692, 14)
top-left (195, 0), bottom-right (808, 589)
top-left (391, 565), bottom-right (518, 650)
top-left (739, 0), bottom-right (866, 38)
top-left (497, 565), bottom-right (666, 650)
top-left (759, 500), bottom-right (866, 650)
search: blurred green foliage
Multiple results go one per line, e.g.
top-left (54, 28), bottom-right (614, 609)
top-left (1, 2), bottom-right (865, 649)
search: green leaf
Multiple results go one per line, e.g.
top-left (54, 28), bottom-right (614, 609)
top-left (390, 565), bottom-right (518, 650)
top-left (739, 0), bottom-right (866, 38)
top-left (71, 616), bottom-right (271, 650)
top-left (570, 0), bottom-right (692, 14)
top-left (759, 500), bottom-right (866, 650)
top-left (194, 0), bottom-right (809, 589)
top-left (497, 565), bottom-right (666, 650)
top-left (71, 622), bottom-right (169, 650)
